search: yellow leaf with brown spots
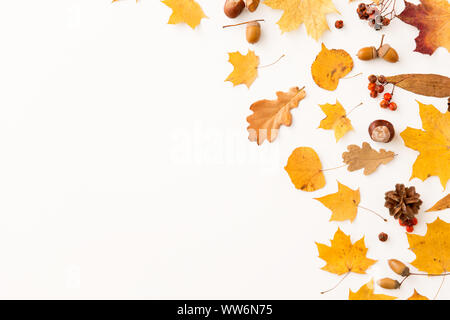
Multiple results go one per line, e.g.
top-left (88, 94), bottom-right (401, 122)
top-left (349, 279), bottom-right (397, 300)
top-left (285, 147), bottom-right (325, 192)
top-left (311, 44), bottom-right (353, 91)
top-left (315, 181), bottom-right (360, 222)
top-left (318, 100), bottom-right (353, 142)
top-left (225, 50), bottom-right (259, 89)
top-left (407, 217), bottom-right (450, 274)
top-left (316, 228), bottom-right (376, 275)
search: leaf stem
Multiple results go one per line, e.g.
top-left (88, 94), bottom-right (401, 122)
top-left (342, 72), bottom-right (363, 80)
top-left (346, 102), bottom-right (363, 116)
top-left (223, 19), bottom-right (264, 29)
top-left (358, 205), bottom-right (387, 222)
top-left (258, 54), bottom-right (285, 69)
top-left (434, 274), bottom-right (446, 300)
top-left (321, 271), bottom-right (350, 294)
top-left (320, 164), bottom-right (347, 172)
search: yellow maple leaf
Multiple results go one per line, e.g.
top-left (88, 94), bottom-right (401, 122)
top-left (349, 279), bottom-right (397, 300)
top-left (426, 194), bottom-right (450, 212)
top-left (225, 50), bottom-right (259, 89)
top-left (316, 228), bottom-right (376, 275)
top-left (285, 147), bottom-right (325, 192)
top-left (311, 44), bottom-right (353, 91)
top-left (318, 100), bottom-right (353, 142)
top-left (408, 289), bottom-right (429, 300)
top-left (315, 181), bottom-right (360, 222)
top-left (247, 87), bottom-right (306, 144)
top-left (400, 101), bottom-right (450, 189)
top-left (407, 217), bottom-right (450, 274)
top-left (162, 0), bottom-right (206, 29)
top-left (264, 0), bottom-right (339, 40)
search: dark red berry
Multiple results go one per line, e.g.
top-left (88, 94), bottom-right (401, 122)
top-left (406, 225), bottom-right (414, 233)
top-left (376, 85), bottom-right (384, 93)
top-left (378, 232), bottom-right (388, 242)
top-left (368, 74), bottom-right (377, 83)
top-left (389, 102), bottom-right (397, 111)
top-left (370, 90), bottom-right (378, 98)
top-left (378, 75), bottom-right (386, 84)
top-left (380, 100), bottom-right (389, 109)
top-left (335, 20), bottom-right (344, 29)
top-left (399, 219), bottom-right (405, 226)
top-left (382, 18), bottom-right (390, 26)
top-left (384, 93), bottom-right (392, 101)
top-left (368, 83), bottom-right (377, 90)
top-left (412, 217), bottom-right (418, 226)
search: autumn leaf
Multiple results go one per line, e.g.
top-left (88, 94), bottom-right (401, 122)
top-left (342, 142), bottom-right (395, 175)
top-left (407, 217), bottom-right (450, 274)
top-left (316, 228), bottom-right (375, 275)
top-left (285, 147), bottom-right (325, 192)
top-left (408, 289), bottom-right (429, 300)
top-left (247, 87), bottom-right (306, 144)
top-left (349, 279), bottom-right (396, 300)
top-left (264, 0), bottom-right (339, 40)
top-left (400, 101), bottom-right (450, 189)
top-left (385, 74), bottom-right (450, 98)
top-left (397, 0), bottom-right (450, 55)
top-left (226, 50), bottom-right (259, 89)
top-left (318, 100), bottom-right (353, 141)
top-left (315, 181), bottom-right (360, 222)
top-left (426, 194), bottom-right (450, 212)
top-left (311, 44), bottom-right (353, 91)
top-left (162, 0), bottom-right (206, 29)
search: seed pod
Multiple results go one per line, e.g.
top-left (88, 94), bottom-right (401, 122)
top-left (368, 120), bottom-right (395, 143)
top-left (377, 278), bottom-right (400, 289)
top-left (246, 0), bottom-right (259, 12)
top-left (377, 44), bottom-right (399, 63)
top-left (357, 46), bottom-right (378, 61)
top-left (224, 0), bottom-right (245, 19)
top-left (246, 21), bottom-right (261, 44)
top-left (388, 259), bottom-right (410, 276)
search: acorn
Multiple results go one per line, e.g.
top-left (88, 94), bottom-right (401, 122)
top-left (377, 278), bottom-right (400, 289)
top-left (246, 0), bottom-right (259, 12)
top-left (388, 259), bottom-right (410, 276)
top-left (224, 0), bottom-right (245, 18)
top-left (246, 21), bottom-right (261, 44)
top-left (357, 46), bottom-right (378, 61)
top-left (377, 44), bottom-right (399, 63)
top-left (368, 120), bottom-right (395, 143)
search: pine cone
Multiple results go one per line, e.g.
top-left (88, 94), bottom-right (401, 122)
top-left (384, 184), bottom-right (422, 223)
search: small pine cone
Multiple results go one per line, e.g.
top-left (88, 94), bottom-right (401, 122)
top-left (385, 184), bottom-right (422, 223)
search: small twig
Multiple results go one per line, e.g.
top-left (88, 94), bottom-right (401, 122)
top-left (223, 19), bottom-right (264, 29)
top-left (399, 274), bottom-right (410, 287)
top-left (321, 272), bottom-right (350, 294)
top-left (346, 102), bottom-right (363, 117)
top-left (434, 274), bottom-right (446, 300)
top-left (342, 72), bottom-right (363, 80)
top-left (378, 34), bottom-right (386, 50)
top-left (258, 54), bottom-right (285, 69)
top-left (358, 205), bottom-right (388, 222)
top-left (321, 164), bottom-right (347, 172)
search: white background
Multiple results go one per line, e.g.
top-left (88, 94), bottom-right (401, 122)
top-left (0, 0), bottom-right (449, 299)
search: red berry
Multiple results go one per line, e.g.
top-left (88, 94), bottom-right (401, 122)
top-left (399, 219), bottom-right (405, 226)
top-left (370, 90), bottom-right (378, 98)
top-left (383, 18), bottom-right (391, 26)
top-left (406, 225), bottom-right (414, 233)
top-left (368, 75), bottom-right (377, 83)
top-left (389, 102), bottom-right (397, 111)
top-left (368, 83), bottom-right (377, 90)
top-left (335, 20), bottom-right (344, 29)
top-left (376, 85), bottom-right (384, 93)
top-left (384, 93), bottom-right (392, 101)
top-left (412, 217), bottom-right (418, 225)
top-left (380, 100), bottom-right (389, 108)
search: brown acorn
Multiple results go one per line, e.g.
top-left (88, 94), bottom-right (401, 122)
top-left (246, 21), bottom-right (261, 44)
top-left (377, 44), bottom-right (399, 63)
top-left (246, 0), bottom-right (259, 12)
top-left (388, 259), bottom-right (410, 276)
top-left (224, 0), bottom-right (245, 19)
top-left (357, 46), bottom-right (377, 60)
top-left (377, 278), bottom-right (400, 289)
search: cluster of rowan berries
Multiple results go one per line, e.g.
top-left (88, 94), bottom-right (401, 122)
top-left (357, 3), bottom-right (391, 30)
top-left (399, 217), bottom-right (418, 233)
top-left (368, 74), bottom-right (397, 111)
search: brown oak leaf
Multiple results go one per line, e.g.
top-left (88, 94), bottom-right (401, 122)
top-left (342, 142), bottom-right (395, 175)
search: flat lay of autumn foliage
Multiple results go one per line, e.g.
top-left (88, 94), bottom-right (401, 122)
top-left (115, 0), bottom-right (450, 299)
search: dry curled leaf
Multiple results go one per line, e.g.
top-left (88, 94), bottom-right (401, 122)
top-left (342, 142), bottom-right (395, 175)
top-left (385, 74), bottom-right (450, 98)
top-left (162, 0), bottom-right (207, 29)
top-left (264, 0), bottom-right (338, 39)
top-left (318, 100), bottom-right (353, 142)
top-left (315, 181), bottom-right (360, 222)
top-left (400, 101), bottom-right (450, 189)
top-left (349, 279), bottom-right (397, 300)
top-left (285, 147), bottom-right (325, 192)
top-left (316, 228), bottom-right (376, 275)
top-left (407, 217), bottom-right (450, 274)
top-left (408, 289), bottom-right (429, 300)
top-left (226, 50), bottom-right (259, 89)
top-left (247, 87), bottom-right (305, 145)
top-left (397, 0), bottom-right (450, 55)
top-left (311, 44), bottom-right (353, 91)
top-left (426, 194), bottom-right (450, 212)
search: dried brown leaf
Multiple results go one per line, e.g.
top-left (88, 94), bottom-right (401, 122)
top-left (386, 74), bottom-right (450, 98)
top-left (342, 142), bottom-right (395, 175)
